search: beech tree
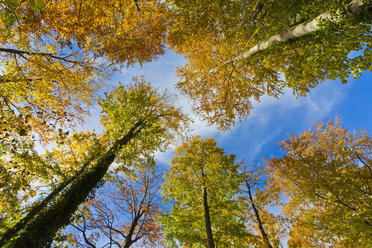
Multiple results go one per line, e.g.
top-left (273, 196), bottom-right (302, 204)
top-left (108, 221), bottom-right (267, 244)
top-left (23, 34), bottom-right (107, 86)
top-left (0, 0), bottom-right (171, 141)
top-left (0, 78), bottom-right (188, 248)
top-left (168, 0), bottom-right (371, 129)
top-left (1, 1), bottom-right (371, 247)
top-left (0, 130), bottom-right (103, 236)
top-left (161, 136), bottom-right (249, 248)
top-left (266, 117), bottom-right (372, 247)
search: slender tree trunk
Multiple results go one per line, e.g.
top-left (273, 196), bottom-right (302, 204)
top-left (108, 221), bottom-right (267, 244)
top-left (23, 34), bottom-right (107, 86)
top-left (4, 120), bottom-right (145, 248)
top-left (123, 213), bottom-right (142, 248)
top-left (225, 0), bottom-right (366, 65)
top-left (246, 181), bottom-right (273, 248)
top-left (203, 187), bottom-right (215, 248)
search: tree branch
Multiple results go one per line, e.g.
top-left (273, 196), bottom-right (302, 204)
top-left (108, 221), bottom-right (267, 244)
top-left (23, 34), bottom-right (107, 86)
top-left (221, 0), bottom-right (365, 66)
top-left (0, 47), bottom-right (81, 64)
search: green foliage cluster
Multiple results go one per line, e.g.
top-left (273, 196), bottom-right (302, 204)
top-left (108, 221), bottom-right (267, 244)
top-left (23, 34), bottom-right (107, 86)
top-left (161, 136), bottom-right (249, 247)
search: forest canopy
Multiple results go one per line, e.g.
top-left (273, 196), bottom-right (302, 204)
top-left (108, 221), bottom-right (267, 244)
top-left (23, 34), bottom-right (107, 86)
top-left (0, 0), bottom-right (371, 247)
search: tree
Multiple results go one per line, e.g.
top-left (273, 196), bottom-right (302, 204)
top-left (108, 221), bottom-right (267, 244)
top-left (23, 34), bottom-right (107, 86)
top-left (161, 136), bottom-right (249, 248)
top-left (0, 78), bottom-right (188, 248)
top-left (238, 163), bottom-right (285, 248)
top-left (17, 0), bottom-right (171, 65)
top-left (266, 117), bottom-right (372, 247)
top-left (0, 0), bottom-right (98, 142)
top-left (57, 170), bottom-right (165, 248)
top-left (0, 129), bottom-right (103, 237)
top-left (167, 0), bottom-right (371, 129)
top-left (0, 0), bottom-right (171, 141)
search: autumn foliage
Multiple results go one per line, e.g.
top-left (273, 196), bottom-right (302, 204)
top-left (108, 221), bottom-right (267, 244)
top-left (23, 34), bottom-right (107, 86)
top-left (266, 118), bottom-right (372, 247)
top-left (0, 0), bottom-right (371, 247)
top-left (57, 171), bottom-right (164, 248)
top-left (168, 0), bottom-right (371, 129)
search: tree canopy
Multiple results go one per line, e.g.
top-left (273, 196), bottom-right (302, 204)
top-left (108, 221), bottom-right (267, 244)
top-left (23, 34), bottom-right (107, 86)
top-left (0, 79), bottom-right (187, 247)
top-left (0, 0), bottom-right (371, 247)
top-left (266, 118), bottom-right (372, 247)
top-left (161, 136), bottom-right (248, 248)
top-left (168, 0), bottom-right (371, 129)
top-left (0, 0), bottom-right (171, 142)
top-left (55, 170), bottom-right (165, 248)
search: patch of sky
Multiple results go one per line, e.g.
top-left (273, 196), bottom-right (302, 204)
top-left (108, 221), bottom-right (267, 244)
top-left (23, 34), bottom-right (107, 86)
top-left (77, 49), bottom-right (372, 169)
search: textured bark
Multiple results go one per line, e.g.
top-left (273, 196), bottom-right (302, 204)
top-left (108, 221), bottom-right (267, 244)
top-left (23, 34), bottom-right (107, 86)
top-left (4, 120), bottom-right (145, 248)
top-left (203, 187), bottom-right (215, 248)
top-left (225, 0), bottom-right (366, 64)
top-left (0, 179), bottom-right (70, 247)
top-left (245, 181), bottom-right (273, 248)
top-left (0, 155), bottom-right (97, 247)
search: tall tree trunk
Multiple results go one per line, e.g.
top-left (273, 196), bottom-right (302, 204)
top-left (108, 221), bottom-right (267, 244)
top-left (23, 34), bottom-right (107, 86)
top-left (203, 187), bottom-right (215, 248)
top-left (246, 181), bottom-right (273, 248)
top-left (4, 120), bottom-right (145, 248)
top-left (0, 154), bottom-right (98, 247)
top-left (225, 0), bottom-right (366, 65)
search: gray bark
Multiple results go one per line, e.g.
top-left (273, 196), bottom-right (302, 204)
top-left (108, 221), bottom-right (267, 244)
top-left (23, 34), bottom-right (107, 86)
top-left (246, 181), bottom-right (273, 248)
top-left (226, 0), bottom-right (366, 64)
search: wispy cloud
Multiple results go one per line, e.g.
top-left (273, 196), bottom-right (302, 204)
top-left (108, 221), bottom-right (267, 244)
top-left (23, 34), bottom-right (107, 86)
top-left (105, 51), bottom-right (355, 165)
top-left (114, 51), bottom-right (219, 166)
top-left (223, 79), bottom-right (352, 160)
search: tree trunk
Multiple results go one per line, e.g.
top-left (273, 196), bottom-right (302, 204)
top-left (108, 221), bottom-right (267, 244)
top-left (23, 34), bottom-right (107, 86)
top-left (3, 120), bottom-right (145, 248)
top-left (225, 0), bottom-right (366, 65)
top-left (123, 213), bottom-right (142, 248)
top-left (203, 187), bottom-right (215, 248)
top-left (0, 154), bottom-right (97, 247)
top-left (246, 181), bottom-right (273, 248)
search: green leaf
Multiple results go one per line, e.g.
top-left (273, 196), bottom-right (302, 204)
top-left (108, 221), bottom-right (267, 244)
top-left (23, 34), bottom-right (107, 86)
top-left (29, 0), bottom-right (44, 11)
top-left (1, 11), bottom-right (17, 28)
top-left (4, 0), bottom-right (21, 8)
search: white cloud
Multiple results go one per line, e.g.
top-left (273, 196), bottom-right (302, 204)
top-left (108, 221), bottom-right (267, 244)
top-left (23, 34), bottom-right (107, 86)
top-left (249, 128), bottom-right (282, 158)
top-left (223, 79), bottom-right (352, 159)
top-left (154, 149), bottom-right (175, 167)
top-left (113, 51), bottom-right (220, 166)
top-left (304, 83), bottom-right (346, 120)
top-left (90, 51), bottom-right (354, 165)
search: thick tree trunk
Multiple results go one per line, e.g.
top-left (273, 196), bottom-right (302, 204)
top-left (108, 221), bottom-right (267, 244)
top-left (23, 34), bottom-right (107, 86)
top-left (226, 0), bottom-right (366, 64)
top-left (0, 155), bottom-right (97, 247)
top-left (0, 179), bottom-right (71, 247)
top-left (4, 120), bottom-right (145, 248)
top-left (246, 181), bottom-right (273, 248)
top-left (203, 187), bottom-right (215, 248)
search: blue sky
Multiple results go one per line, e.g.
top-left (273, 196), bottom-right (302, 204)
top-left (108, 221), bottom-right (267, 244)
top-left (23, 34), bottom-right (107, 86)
top-left (71, 46), bottom-right (372, 248)
top-left (88, 50), bottom-right (371, 168)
